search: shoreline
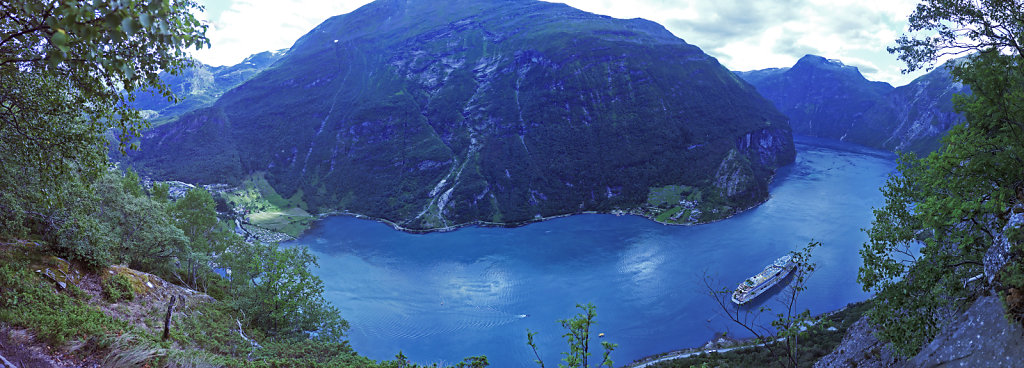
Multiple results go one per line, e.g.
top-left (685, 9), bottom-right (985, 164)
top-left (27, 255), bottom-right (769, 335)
top-left (622, 301), bottom-right (868, 368)
top-left (298, 171), bottom-right (780, 237)
top-left (302, 196), bottom-right (770, 237)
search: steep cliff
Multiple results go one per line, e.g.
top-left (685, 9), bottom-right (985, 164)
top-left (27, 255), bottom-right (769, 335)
top-left (129, 0), bottom-right (794, 230)
top-left (131, 49), bottom-right (287, 124)
top-left (815, 205), bottom-right (1024, 367)
top-left (738, 55), bottom-right (967, 155)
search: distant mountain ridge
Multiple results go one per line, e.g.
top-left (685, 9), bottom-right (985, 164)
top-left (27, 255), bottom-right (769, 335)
top-left (128, 0), bottom-right (795, 230)
top-left (132, 49), bottom-right (287, 124)
top-left (737, 55), bottom-right (968, 155)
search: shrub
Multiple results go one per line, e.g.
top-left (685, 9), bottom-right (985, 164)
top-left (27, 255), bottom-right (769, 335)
top-left (0, 263), bottom-right (128, 346)
top-left (103, 273), bottom-right (135, 302)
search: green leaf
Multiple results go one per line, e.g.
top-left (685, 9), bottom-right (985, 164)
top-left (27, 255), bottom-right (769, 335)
top-left (51, 29), bottom-right (70, 53)
top-left (121, 17), bottom-right (136, 35)
top-left (139, 13), bottom-right (152, 28)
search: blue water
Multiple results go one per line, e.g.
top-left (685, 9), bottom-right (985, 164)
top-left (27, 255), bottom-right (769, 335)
top-left (286, 137), bottom-right (896, 367)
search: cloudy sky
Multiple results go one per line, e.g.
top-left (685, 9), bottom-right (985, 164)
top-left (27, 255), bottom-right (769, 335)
top-left (194, 0), bottom-right (926, 85)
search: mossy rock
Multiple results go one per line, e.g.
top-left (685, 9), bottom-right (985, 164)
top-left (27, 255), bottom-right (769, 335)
top-left (104, 265), bottom-right (161, 297)
top-left (0, 242), bottom-right (83, 291)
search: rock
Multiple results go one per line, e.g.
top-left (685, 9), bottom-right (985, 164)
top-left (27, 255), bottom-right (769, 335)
top-left (906, 295), bottom-right (1024, 367)
top-left (984, 203), bottom-right (1024, 285)
top-left (813, 316), bottom-right (901, 368)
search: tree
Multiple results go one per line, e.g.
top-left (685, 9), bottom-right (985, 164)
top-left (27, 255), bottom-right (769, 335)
top-left (0, 0), bottom-right (207, 262)
top-left (889, 0), bottom-right (1024, 73)
top-left (167, 187), bottom-right (221, 288)
top-left (527, 303), bottom-right (617, 368)
top-left (93, 170), bottom-right (188, 270)
top-left (150, 182), bottom-right (171, 203)
top-left (220, 241), bottom-right (350, 342)
top-left (455, 356), bottom-right (489, 368)
top-left (861, 0), bottom-right (1024, 356)
top-left (1, 0), bottom-right (209, 151)
top-left (703, 242), bottom-right (824, 368)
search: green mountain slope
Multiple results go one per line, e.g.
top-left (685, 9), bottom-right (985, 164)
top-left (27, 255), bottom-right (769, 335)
top-left (132, 49), bottom-right (287, 125)
top-left (129, 0), bottom-right (795, 230)
top-left (737, 55), bottom-right (967, 155)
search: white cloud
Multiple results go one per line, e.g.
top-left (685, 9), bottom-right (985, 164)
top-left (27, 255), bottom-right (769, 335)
top-left (194, 0), bottom-right (927, 85)
top-left (193, 0), bottom-right (371, 66)
top-left (551, 0), bottom-right (924, 85)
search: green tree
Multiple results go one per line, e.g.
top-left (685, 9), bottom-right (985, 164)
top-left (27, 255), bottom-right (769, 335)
top-left (1, 0), bottom-right (209, 151)
top-left (167, 187), bottom-right (227, 289)
top-left (527, 303), bottom-right (617, 368)
top-left (861, 0), bottom-right (1024, 356)
top-left (455, 356), bottom-right (489, 368)
top-left (0, 0), bottom-right (207, 262)
top-left (221, 241), bottom-right (349, 342)
top-left (150, 182), bottom-right (171, 203)
top-left (121, 167), bottom-right (143, 197)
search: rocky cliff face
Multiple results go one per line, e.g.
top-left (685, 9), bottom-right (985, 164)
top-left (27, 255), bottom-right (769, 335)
top-left (129, 0), bottom-right (794, 230)
top-left (738, 55), bottom-right (967, 155)
top-left (815, 295), bottom-right (1024, 368)
top-left (816, 204), bottom-right (1024, 367)
top-left (132, 49), bottom-right (287, 124)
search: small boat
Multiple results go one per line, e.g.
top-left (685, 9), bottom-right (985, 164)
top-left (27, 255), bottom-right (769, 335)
top-left (731, 255), bottom-right (798, 305)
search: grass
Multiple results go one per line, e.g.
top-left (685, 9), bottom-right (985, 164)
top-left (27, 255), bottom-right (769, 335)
top-left (247, 207), bottom-right (315, 237)
top-left (655, 206), bottom-right (684, 223)
top-left (222, 172), bottom-right (315, 237)
top-left (647, 185), bottom-right (693, 207)
top-left (0, 261), bottom-right (131, 348)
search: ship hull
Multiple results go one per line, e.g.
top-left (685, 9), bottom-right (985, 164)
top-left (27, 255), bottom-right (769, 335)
top-left (731, 256), bottom-right (798, 305)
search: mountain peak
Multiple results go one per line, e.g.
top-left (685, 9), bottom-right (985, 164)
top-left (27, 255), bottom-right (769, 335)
top-left (131, 0), bottom-right (795, 230)
top-left (795, 54), bottom-right (855, 71)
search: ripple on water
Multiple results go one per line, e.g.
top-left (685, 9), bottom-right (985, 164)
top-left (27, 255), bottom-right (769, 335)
top-left (291, 138), bottom-right (898, 367)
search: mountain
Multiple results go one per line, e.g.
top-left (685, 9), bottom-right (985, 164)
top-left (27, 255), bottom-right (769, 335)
top-left (128, 0), bottom-right (795, 230)
top-left (132, 49), bottom-right (287, 124)
top-left (737, 55), bottom-right (967, 155)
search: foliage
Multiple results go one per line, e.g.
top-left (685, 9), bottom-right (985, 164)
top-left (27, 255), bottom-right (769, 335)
top-left (167, 187), bottom-right (230, 290)
top-left (94, 170), bottom-right (189, 272)
top-left (0, 0), bottom-right (207, 271)
top-left (128, 0), bottom-right (793, 230)
top-left (150, 182), bottom-right (171, 203)
top-left (246, 339), bottom-right (372, 368)
top-left (103, 273), bottom-right (136, 302)
top-left (889, 0), bottom-right (1024, 73)
top-left (221, 241), bottom-right (349, 342)
top-left (527, 303), bottom-right (617, 368)
top-left (0, 1), bottom-right (396, 366)
top-left (1, 0), bottom-right (209, 149)
top-left (860, 0), bottom-right (1024, 357)
top-left (653, 303), bottom-right (871, 368)
top-left (0, 261), bottom-right (129, 346)
top-left (454, 356), bottom-right (490, 368)
top-left (704, 242), bottom-right (824, 368)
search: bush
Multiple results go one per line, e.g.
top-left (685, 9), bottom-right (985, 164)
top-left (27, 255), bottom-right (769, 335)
top-left (0, 262), bottom-right (129, 346)
top-left (65, 283), bottom-right (89, 300)
top-left (103, 273), bottom-right (135, 302)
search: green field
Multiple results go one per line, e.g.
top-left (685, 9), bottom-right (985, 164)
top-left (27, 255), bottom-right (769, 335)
top-left (221, 173), bottom-right (315, 237)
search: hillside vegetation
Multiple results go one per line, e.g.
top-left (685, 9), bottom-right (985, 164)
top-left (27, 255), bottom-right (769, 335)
top-left (128, 0), bottom-right (795, 231)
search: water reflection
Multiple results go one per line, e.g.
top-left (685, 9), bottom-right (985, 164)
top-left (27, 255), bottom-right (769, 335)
top-left (288, 136), bottom-right (896, 367)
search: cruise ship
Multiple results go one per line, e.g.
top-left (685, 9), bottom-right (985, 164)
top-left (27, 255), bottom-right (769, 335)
top-left (731, 255), bottom-right (798, 305)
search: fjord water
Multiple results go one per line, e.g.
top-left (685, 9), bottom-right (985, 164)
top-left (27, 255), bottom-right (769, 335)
top-left (286, 137), bottom-right (895, 367)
